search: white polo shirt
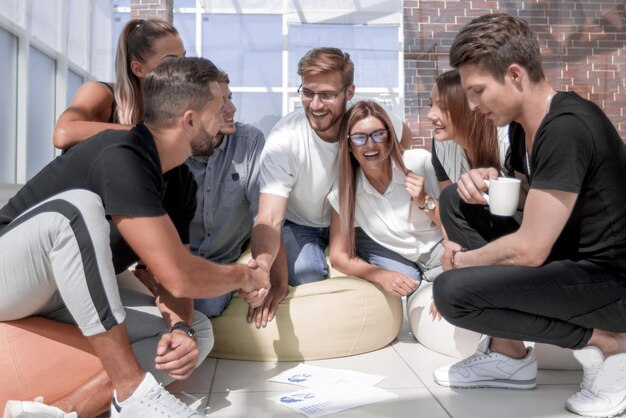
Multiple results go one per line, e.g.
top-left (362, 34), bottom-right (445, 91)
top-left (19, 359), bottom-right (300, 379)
top-left (328, 149), bottom-right (442, 262)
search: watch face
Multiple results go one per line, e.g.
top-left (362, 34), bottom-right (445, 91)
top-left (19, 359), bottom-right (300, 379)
top-left (426, 199), bottom-right (436, 211)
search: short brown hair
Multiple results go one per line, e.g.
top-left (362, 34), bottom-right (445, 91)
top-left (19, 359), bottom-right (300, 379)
top-left (216, 68), bottom-right (230, 84)
top-left (297, 47), bottom-right (354, 86)
top-left (143, 57), bottom-right (219, 127)
top-left (449, 13), bottom-right (545, 83)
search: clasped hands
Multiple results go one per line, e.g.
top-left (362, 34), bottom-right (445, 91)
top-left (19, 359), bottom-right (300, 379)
top-left (238, 258), bottom-right (271, 309)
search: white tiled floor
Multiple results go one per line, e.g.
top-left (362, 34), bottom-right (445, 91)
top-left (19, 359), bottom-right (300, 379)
top-left (169, 312), bottom-right (587, 418)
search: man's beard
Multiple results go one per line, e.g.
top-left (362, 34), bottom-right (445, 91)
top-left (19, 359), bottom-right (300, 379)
top-left (191, 130), bottom-right (215, 158)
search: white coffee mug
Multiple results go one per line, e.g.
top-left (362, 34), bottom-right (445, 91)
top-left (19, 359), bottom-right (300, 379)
top-left (482, 177), bottom-right (521, 217)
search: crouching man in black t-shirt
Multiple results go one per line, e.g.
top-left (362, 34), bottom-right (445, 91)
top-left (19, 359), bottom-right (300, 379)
top-left (0, 57), bottom-right (269, 418)
top-left (429, 13), bottom-right (626, 417)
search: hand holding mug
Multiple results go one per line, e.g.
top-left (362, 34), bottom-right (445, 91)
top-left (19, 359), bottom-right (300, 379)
top-left (481, 177), bottom-right (521, 216)
top-left (456, 168), bottom-right (499, 205)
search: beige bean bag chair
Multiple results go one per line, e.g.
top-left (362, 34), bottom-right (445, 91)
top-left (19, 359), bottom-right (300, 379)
top-left (210, 276), bottom-right (403, 361)
top-left (407, 281), bottom-right (581, 370)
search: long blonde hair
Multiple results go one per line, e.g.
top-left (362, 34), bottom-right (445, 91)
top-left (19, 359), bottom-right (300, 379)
top-left (114, 18), bottom-right (179, 124)
top-left (338, 101), bottom-right (408, 258)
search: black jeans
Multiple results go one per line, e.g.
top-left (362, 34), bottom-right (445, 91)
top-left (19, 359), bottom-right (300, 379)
top-left (433, 184), bottom-right (626, 349)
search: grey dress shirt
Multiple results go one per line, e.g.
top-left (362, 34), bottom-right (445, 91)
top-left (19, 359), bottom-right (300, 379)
top-left (186, 122), bottom-right (265, 263)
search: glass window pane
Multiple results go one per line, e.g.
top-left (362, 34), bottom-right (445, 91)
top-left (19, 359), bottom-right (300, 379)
top-left (67, 70), bottom-right (84, 107)
top-left (111, 13), bottom-right (131, 80)
top-left (31, 0), bottom-right (61, 51)
top-left (173, 13), bottom-right (197, 57)
top-left (0, 0), bottom-right (21, 26)
top-left (0, 27), bottom-right (17, 183)
top-left (67, 0), bottom-right (89, 68)
top-left (175, 0), bottom-right (197, 8)
top-left (288, 24), bottom-right (398, 88)
top-left (232, 92), bottom-right (281, 139)
top-left (28, 47), bottom-right (56, 180)
top-left (202, 14), bottom-right (282, 86)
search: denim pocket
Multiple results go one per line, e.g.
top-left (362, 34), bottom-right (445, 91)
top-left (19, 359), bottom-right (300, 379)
top-left (221, 179), bottom-right (244, 208)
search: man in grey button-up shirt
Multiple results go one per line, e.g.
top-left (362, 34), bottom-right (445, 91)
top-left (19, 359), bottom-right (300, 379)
top-left (186, 69), bottom-right (266, 317)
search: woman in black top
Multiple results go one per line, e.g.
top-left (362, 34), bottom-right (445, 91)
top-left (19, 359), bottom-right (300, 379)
top-left (53, 18), bottom-right (185, 150)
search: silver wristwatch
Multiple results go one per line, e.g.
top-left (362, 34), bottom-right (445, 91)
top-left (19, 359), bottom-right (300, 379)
top-left (420, 195), bottom-right (436, 213)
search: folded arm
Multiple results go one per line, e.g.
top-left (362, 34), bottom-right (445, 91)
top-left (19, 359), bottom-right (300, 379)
top-left (53, 82), bottom-right (132, 150)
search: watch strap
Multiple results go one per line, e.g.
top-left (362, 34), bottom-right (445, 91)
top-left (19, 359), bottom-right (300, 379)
top-left (169, 321), bottom-right (196, 340)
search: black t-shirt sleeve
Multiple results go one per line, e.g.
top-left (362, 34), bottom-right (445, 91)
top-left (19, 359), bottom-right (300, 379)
top-left (88, 144), bottom-right (166, 217)
top-left (431, 138), bottom-right (450, 182)
top-left (162, 165), bottom-right (197, 245)
top-left (531, 115), bottom-right (593, 193)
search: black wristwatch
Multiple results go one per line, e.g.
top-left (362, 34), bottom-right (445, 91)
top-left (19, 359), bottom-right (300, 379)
top-left (169, 321), bottom-right (196, 341)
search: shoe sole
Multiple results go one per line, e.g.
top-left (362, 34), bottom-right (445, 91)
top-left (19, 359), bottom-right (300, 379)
top-left (434, 377), bottom-right (537, 390)
top-left (565, 396), bottom-right (626, 418)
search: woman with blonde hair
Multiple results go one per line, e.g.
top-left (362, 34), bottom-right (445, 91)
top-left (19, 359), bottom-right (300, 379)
top-left (53, 18), bottom-right (185, 149)
top-left (327, 100), bottom-right (443, 297)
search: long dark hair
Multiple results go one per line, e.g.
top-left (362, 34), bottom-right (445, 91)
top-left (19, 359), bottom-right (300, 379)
top-left (338, 101), bottom-right (408, 258)
top-left (435, 69), bottom-right (500, 169)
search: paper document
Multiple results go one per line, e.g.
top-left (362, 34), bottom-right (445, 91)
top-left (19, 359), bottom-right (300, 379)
top-left (269, 384), bottom-right (397, 418)
top-left (268, 363), bottom-right (385, 388)
top-left (268, 364), bottom-right (395, 417)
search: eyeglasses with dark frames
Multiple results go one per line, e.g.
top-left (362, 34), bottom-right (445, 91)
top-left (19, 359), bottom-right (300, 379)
top-left (348, 128), bottom-right (389, 147)
top-left (297, 84), bottom-right (350, 104)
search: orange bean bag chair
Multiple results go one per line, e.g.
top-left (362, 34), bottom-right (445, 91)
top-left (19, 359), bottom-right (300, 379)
top-left (0, 317), bottom-right (103, 410)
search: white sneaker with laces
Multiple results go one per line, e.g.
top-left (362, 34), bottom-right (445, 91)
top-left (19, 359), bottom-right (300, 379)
top-left (566, 346), bottom-right (605, 413)
top-left (3, 399), bottom-right (77, 418)
top-left (110, 372), bottom-right (204, 418)
top-left (433, 337), bottom-right (537, 389)
top-left (565, 352), bottom-right (626, 418)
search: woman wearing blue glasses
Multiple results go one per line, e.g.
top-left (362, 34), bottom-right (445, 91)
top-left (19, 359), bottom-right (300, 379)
top-left (327, 101), bottom-right (443, 297)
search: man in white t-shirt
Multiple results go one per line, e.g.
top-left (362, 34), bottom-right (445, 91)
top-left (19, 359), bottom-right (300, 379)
top-left (246, 47), bottom-right (412, 328)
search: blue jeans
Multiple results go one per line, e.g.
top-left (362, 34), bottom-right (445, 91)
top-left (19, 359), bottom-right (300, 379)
top-left (282, 219), bottom-right (329, 286)
top-left (355, 227), bottom-right (422, 283)
top-left (194, 292), bottom-right (233, 317)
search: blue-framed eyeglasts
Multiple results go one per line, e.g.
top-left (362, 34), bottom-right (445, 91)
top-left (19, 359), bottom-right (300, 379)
top-left (348, 129), bottom-right (389, 147)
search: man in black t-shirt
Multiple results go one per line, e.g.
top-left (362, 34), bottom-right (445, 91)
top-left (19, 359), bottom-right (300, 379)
top-left (0, 58), bottom-right (269, 418)
top-left (429, 13), bottom-right (626, 417)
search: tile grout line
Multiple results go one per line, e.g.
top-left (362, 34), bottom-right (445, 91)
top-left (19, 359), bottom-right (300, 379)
top-left (204, 357), bottom-right (220, 413)
top-left (391, 340), bottom-right (454, 418)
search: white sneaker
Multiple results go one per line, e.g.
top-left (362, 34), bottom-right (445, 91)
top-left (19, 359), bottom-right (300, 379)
top-left (433, 337), bottom-right (537, 389)
top-left (566, 346), bottom-right (606, 413)
top-left (565, 352), bottom-right (626, 417)
top-left (3, 399), bottom-right (77, 418)
top-left (110, 372), bottom-right (204, 418)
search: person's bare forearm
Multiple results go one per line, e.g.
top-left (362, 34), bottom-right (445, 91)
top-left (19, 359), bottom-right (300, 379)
top-left (54, 120), bottom-right (132, 150)
top-left (185, 256), bottom-right (249, 297)
top-left (155, 288), bottom-right (193, 327)
top-left (330, 251), bottom-right (387, 286)
top-left (452, 232), bottom-right (543, 268)
top-left (250, 220), bottom-right (282, 272)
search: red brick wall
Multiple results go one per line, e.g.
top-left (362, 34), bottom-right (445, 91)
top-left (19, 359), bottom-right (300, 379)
top-left (131, 0), bottom-right (173, 22)
top-left (404, 0), bottom-right (626, 149)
